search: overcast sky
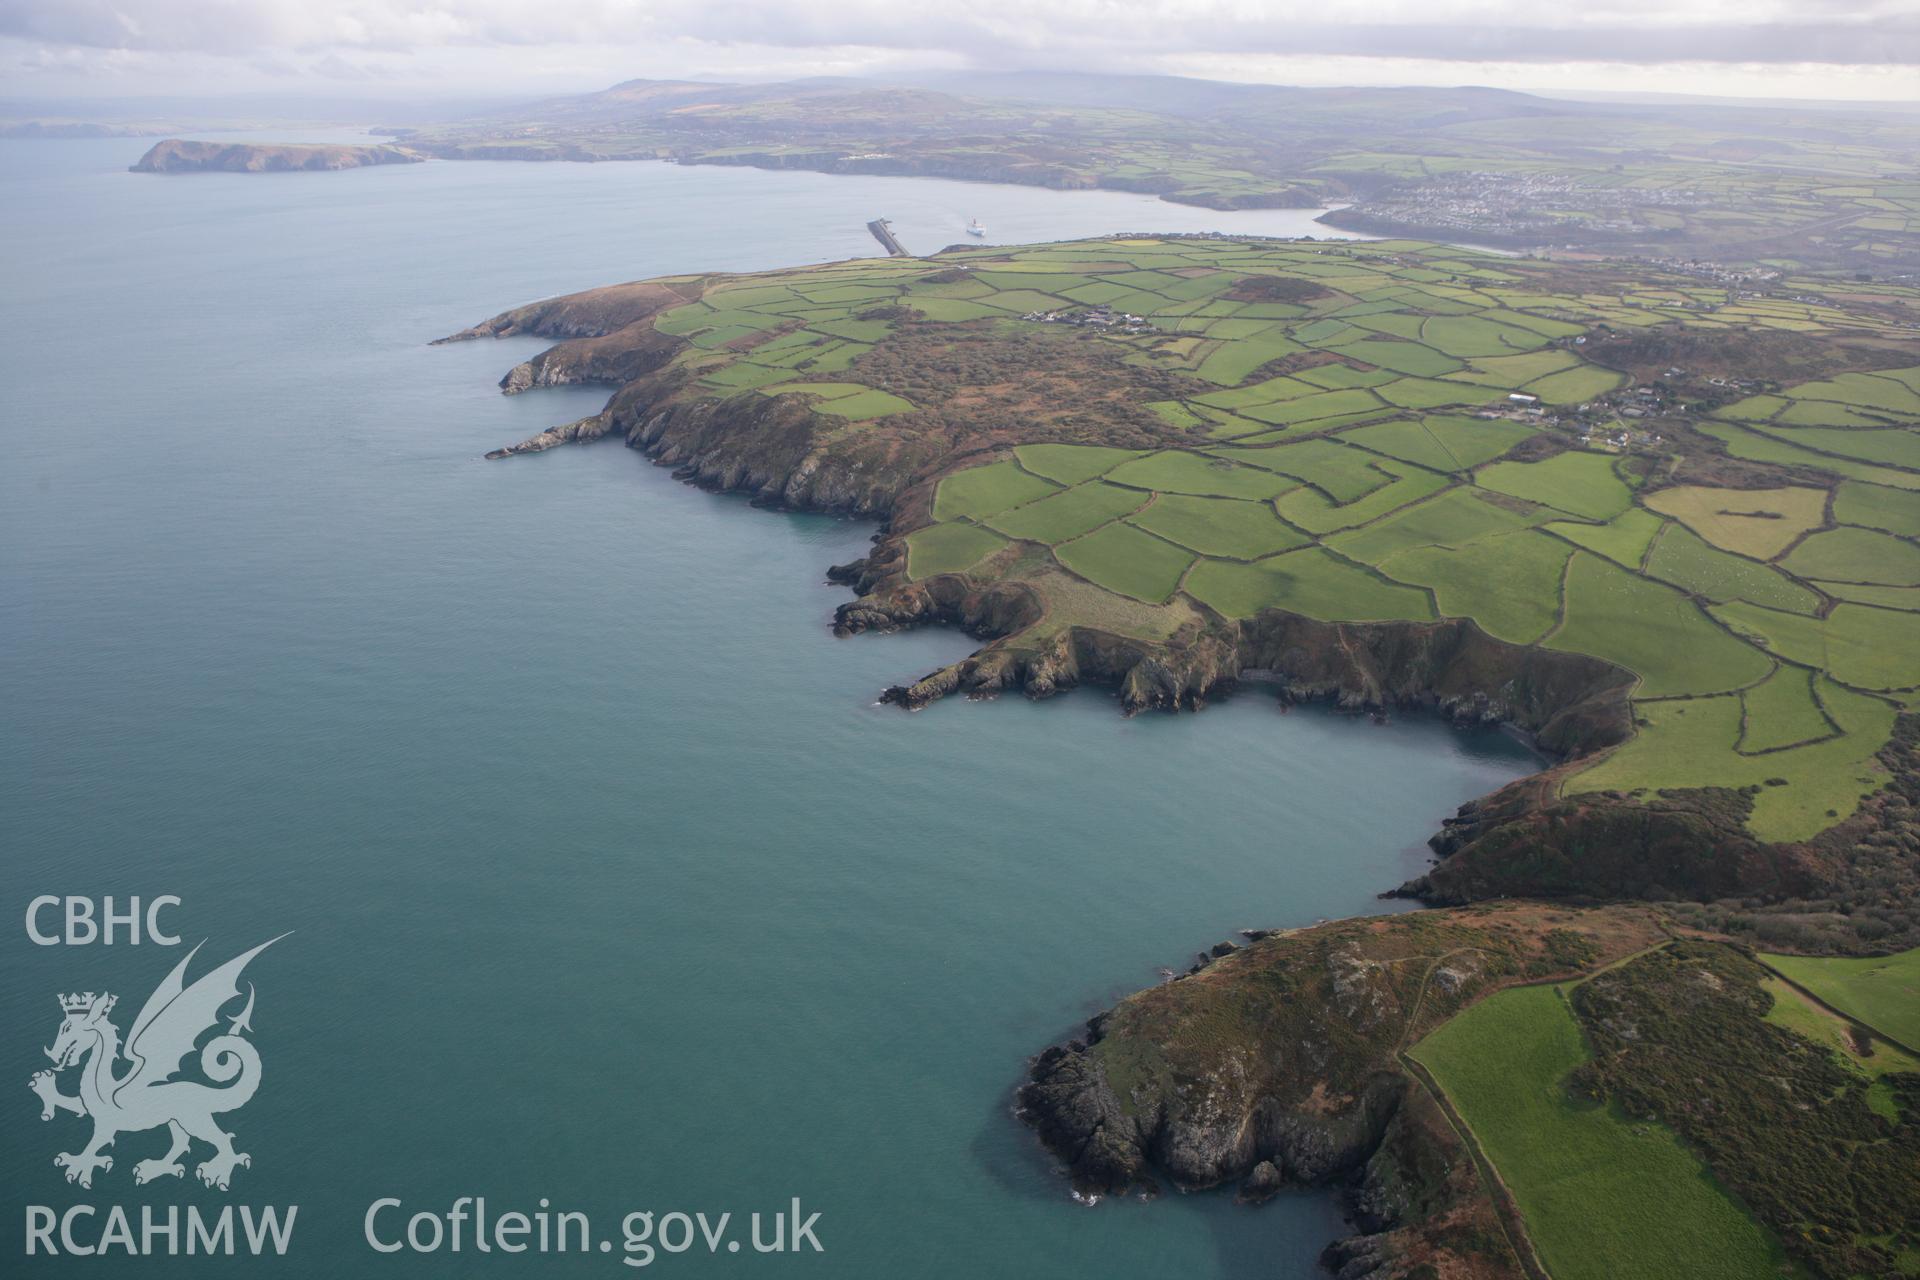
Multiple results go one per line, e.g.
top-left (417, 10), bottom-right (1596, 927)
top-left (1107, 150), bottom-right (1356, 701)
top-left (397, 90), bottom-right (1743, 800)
top-left (4, 0), bottom-right (1917, 106)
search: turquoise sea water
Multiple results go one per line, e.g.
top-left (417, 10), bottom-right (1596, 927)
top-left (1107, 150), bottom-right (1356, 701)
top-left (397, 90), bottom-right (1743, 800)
top-left (0, 140), bottom-right (1535, 1277)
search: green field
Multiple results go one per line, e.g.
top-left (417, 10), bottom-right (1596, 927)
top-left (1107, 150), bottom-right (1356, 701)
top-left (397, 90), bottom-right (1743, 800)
top-left (1644, 524), bottom-right (1819, 614)
top-left (1014, 444), bottom-right (1147, 485)
top-left (1816, 581), bottom-right (1920, 609)
top-left (1413, 984), bottom-right (1785, 1280)
top-left (1127, 493), bottom-right (1308, 559)
top-left (807, 389), bottom-right (905, 418)
top-left (1186, 548), bottom-right (1435, 621)
top-left (1384, 530), bottom-right (1572, 644)
top-left (1525, 364), bottom-right (1624, 405)
top-left (1783, 525), bottom-right (1920, 585)
top-left (1702, 421), bottom-right (1920, 490)
top-left (1835, 480), bottom-right (1920, 536)
top-left (1548, 553), bottom-right (1772, 697)
top-left (1568, 678), bottom-right (1894, 841)
top-left (1446, 348), bottom-right (1578, 386)
top-left (1544, 507), bottom-right (1665, 569)
top-left (1641, 485), bottom-right (1827, 559)
top-left (1330, 486), bottom-right (1541, 564)
top-left (1715, 600), bottom-right (1920, 690)
top-left (1738, 665), bottom-right (1835, 752)
top-left (988, 481), bottom-right (1148, 543)
top-left (1055, 522), bottom-right (1196, 602)
top-left (1326, 336), bottom-right (1461, 378)
top-left (1762, 946), bottom-right (1920, 1050)
top-left (1359, 414), bottom-right (1535, 470)
top-left (1478, 452), bottom-right (1633, 521)
top-left (1219, 440), bottom-right (1390, 502)
top-left (931, 459), bottom-right (1061, 520)
top-left (1273, 461), bottom-right (1450, 534)
top-left (905, 522), bottom-right (1007, 577)
top-left (1104, 451), bottom-right (1299, 500)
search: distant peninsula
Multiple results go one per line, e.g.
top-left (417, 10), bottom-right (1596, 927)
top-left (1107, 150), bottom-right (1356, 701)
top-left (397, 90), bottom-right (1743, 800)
top-left (130, 139), bottom-right (424, 174)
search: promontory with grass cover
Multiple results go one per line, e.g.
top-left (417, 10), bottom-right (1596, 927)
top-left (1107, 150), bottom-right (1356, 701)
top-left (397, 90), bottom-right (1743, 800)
top-left (445, 235), bottom-right (1920, 1277)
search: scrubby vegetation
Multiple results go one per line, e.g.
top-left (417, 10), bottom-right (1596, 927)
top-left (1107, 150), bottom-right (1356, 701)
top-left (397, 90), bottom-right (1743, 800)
top-left (1413, 981), bottom-right (1785, 1280)
top-left (1569, 942), bottom-right (1920, 1279)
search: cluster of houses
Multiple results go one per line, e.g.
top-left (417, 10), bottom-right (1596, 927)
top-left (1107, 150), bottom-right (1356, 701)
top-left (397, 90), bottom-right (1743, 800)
top-left (1345, 171), bottom-right (1703, 241)
top-left (1021, 305), bottom-right (1156, 333)
top-left (1578, 425), bottom-right (1658, 451)
top-left (1648, 257), bottom-right (1783, 286)
top-left (1479, 381), bottom-right (1683, 454)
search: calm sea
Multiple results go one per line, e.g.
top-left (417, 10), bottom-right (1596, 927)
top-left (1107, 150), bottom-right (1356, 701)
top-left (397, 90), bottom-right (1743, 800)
top-left (0, 139), bottom-right (1534, 1277)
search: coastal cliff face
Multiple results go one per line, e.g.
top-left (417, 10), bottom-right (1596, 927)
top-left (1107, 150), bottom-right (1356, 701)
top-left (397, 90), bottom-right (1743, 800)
top-left (1019, 903), bottom-right (1665, 1276)
top-left (131, 139), bottom-right (424, 174)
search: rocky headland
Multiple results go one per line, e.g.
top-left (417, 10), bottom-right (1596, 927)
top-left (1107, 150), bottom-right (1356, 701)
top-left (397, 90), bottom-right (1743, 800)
top-left (1019, 902), bottom-right (1667, 1277)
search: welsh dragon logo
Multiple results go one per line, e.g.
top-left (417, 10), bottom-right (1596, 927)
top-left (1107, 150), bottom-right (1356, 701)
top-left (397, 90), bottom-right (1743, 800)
top-left (30, 937), bottom-right (283, 1191)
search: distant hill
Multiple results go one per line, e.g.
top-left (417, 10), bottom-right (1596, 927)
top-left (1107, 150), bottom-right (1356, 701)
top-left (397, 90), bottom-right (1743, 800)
top-left (369, 70), bottom-right (1920, 272)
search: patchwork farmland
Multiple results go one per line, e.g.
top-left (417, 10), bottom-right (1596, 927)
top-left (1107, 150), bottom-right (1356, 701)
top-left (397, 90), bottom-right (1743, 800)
top-left (481, 234), bottom-right (1920, 850)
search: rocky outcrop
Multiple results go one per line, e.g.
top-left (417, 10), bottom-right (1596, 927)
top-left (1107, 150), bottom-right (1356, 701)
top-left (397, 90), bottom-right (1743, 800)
top-left (494, 325), bottom-right (686, 395)
top-left (614, 383), bottom-right (949, 517)
top-left (1319, 1078), bottom-right (1529, 1280)
top-left (834, 579), bottom-right (1235, 713)
top-left (483, 412), bottom-right (615, 459)
top-left (131, 139), bottom-right (423, 174)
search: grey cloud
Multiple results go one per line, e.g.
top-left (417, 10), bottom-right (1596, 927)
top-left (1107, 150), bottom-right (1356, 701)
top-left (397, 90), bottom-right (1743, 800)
top-left (0, 0), bottom-right (1914, 67)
